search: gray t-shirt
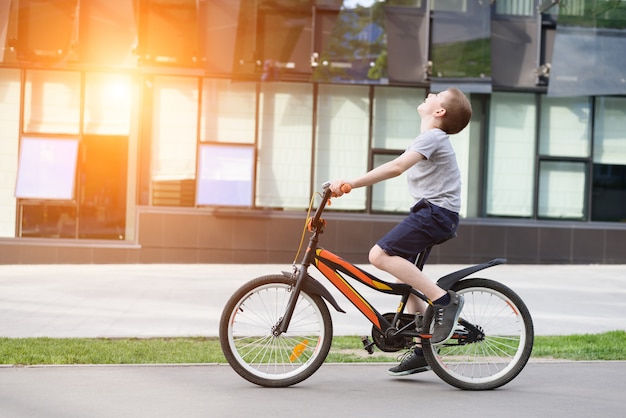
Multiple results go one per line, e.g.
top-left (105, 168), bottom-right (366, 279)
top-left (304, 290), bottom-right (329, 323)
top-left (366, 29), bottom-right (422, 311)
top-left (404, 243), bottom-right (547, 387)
top-left (406, 128), bottom-right (461, 213)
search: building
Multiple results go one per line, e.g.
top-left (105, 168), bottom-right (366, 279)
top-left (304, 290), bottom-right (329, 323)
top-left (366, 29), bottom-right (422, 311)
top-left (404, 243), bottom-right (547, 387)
top-left (1, 0), bottom-right (625, 265)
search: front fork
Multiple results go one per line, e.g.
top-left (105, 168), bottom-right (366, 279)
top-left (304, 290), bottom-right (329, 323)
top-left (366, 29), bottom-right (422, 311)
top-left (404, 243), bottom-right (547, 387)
top-left (272, 265), bottom-right (308, 336)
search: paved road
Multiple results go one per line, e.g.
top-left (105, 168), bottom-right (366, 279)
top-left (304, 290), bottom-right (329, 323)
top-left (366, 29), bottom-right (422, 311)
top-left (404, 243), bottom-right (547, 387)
top-left (1, 362), bottom-right (625, 418)
top-left (1, 263), bottom-right (625, 337)
top-left (1, 263), bottom-right (625, 418)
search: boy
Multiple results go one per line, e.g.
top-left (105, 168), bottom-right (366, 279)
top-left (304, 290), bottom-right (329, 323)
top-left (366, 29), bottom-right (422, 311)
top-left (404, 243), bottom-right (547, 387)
top-left (329, 87), bottom-right (472, 376)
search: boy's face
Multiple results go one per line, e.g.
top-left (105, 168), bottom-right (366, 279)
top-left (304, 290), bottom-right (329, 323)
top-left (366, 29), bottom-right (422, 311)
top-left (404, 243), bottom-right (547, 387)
top-left (417, 90), bottom-right (450, 118)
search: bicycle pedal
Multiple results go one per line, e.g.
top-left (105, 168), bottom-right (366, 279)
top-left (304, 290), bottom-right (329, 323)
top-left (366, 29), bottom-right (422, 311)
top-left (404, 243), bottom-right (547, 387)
top-left (360, 336), bottom-right (375, 354)
top-left (415, 314), bottom-right (425, 332)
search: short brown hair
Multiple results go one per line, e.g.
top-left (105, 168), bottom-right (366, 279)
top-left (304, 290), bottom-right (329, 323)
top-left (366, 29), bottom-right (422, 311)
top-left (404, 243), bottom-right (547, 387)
top-left (439, 88), bottom-right (472, 134)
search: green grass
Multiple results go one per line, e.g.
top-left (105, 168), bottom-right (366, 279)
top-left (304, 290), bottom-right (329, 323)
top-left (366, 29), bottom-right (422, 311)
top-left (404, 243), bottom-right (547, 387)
top-left (1, 331), bottom-right (624, 366)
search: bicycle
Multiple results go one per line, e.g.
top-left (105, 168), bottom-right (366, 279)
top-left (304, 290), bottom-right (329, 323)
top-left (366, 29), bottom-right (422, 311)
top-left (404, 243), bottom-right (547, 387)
top-left (219, 183), bottom-right (534, 390)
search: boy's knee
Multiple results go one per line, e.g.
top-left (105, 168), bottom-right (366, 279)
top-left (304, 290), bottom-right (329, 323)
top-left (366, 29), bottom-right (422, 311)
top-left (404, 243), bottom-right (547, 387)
top-left (369, 245), bottom-right (387, 268)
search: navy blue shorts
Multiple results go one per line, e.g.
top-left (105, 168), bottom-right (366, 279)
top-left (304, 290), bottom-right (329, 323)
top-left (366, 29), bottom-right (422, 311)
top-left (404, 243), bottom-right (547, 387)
top-left (376, 199), bottom-right (458, 263)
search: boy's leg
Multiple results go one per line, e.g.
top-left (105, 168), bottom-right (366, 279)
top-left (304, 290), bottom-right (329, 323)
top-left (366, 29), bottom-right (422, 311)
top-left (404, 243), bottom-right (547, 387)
top-left (371, 244), bottom-right (464, 347)
top-left (369, 245), bottom-right (446, 302)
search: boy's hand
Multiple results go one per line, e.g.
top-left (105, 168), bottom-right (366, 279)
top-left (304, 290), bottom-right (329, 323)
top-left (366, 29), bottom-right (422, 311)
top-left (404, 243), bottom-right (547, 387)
top-left (329, 180), bottom-right (352, 197)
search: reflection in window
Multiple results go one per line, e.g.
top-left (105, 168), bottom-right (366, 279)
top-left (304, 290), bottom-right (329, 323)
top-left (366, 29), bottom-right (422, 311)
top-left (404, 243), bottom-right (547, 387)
top-left (201, 79), bottom-right (256, 144)
top-left (538, 161), bottom-right (586, 220)
top-left (313, 1), bottom-right (386, 83)
top-left (78, 135), bottom-right (128, 239)
top-left (486, 93), bottom-right (536, 217)
top-left (548, 1), bottom-right (626, 96)
top-left (21, 203), bottom-right (77, 238)
top-left (430, 1), bottom-right (491, 80)
top-left (24, 70), bottom-right (80, 134)
top-left (384, 1), bottom-right (429, 83)
top-left (233, 0), bottom-right (313, 79)
top-left (257, 82), bottom-right (313, 209)
top-left (539, 96), bottom-right (590, 157)
top-left (315, 84), bottom-right (369, 210)
top-left (557, 0), bottom-right (626, 29)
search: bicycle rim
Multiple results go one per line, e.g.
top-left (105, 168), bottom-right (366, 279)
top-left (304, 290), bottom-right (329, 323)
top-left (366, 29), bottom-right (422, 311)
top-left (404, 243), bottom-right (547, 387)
top-left (221, 276), bottom-right (332, 387)
top-left (423, 278), bottom-right (534, 390)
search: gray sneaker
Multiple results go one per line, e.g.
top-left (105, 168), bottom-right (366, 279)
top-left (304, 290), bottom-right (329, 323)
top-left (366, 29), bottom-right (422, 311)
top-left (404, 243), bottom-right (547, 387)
top-left (387, 350), bottom-right (430, 376)
top-left (430, 290), bottom-right (464, 344)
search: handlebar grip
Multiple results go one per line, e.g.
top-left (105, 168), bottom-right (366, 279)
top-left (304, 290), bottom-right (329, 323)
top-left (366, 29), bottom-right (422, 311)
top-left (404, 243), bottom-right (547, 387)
top-left (340, 184), bottom-right (352, 194)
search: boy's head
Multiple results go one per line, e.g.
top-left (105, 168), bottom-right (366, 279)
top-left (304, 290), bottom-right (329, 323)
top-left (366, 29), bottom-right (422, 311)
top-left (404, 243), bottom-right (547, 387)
top-left (418, 87), bottom-right (472, 134)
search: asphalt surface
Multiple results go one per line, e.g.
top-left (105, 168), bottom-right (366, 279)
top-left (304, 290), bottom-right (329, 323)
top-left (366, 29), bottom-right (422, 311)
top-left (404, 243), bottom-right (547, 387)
top-left (1, 263), bottom-right (625, 417)
top-left (1, 362), bottom-right (625, 418)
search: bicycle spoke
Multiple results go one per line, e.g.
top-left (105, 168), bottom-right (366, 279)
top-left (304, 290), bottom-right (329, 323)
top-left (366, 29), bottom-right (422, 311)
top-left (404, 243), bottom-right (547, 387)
top-left (424, 279), bottom-right (533, 389)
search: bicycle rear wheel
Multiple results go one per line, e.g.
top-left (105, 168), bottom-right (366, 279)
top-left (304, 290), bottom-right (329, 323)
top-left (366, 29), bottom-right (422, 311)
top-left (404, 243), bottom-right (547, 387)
top-left (219, 274), bottom-right (333, 387)
top-left (422, 278), bottom-right (534, 390)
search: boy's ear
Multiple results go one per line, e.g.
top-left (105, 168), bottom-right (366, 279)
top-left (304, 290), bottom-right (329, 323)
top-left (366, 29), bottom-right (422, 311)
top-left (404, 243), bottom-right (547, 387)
top-left (434, 107), bottom-right (446, 118)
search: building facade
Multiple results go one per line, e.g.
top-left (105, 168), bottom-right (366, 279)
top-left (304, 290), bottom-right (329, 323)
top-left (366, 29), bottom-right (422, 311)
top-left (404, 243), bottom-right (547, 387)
top-left (1, 0), bottom-right (625, 264)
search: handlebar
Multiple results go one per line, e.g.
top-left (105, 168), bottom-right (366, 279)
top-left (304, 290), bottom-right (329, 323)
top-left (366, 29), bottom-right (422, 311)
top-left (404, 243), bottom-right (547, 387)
top-left (309, 182), bottom-right (351, 232)
top-left (309, 183), bottom-right (332, 229)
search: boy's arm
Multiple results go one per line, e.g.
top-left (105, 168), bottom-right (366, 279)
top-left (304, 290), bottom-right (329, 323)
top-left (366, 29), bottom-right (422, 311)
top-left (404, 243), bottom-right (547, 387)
top-left (330, 150), bottom-right (424, 196)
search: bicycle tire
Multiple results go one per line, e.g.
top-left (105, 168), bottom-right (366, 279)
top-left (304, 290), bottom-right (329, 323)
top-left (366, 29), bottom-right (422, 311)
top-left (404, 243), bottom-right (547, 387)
top-left (422, 278), bottom-right (534, 390)
top-left (219, 274), bottom-right (333, 387)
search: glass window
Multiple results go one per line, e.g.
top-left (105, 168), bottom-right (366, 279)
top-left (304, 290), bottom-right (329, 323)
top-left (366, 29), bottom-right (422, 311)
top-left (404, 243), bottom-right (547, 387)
top-left (315, 84), bottom-right (369, 210)
top-left (371, 86), bottom-right (424, 213)
top-left (24, 70), bottom-right (80, 134)
top-left (0, 69), bottom-right (21, 237)
top-left (84, 73), bottom-right (132, 135)
top-left (548, 2), bottom-right (626, 96)
top-left (201, 79), bottom-right (256, 144)
top-left (197, 144), bottom-right (254, 207)
top-left (256, 82), bottom-right (313, 209)
top-left (430, 1), bottom-right (491, 80)
top-left (486, 93), bottom-right (536, 217)
top-left (592, 164), bottom-right (626, 222)
top-left (313, 1), bottom-right (386, 83)
top-left (494, 0), bottom-right (535, 16)
top-left (233, 0), bottom-right (313, 79)
top-left (539, 96), bottom-right (590, 157)
top-left (594, 96), bottom-right (626, 165)
top-left (371, 153), bottom-right (408, 212)
top-left (384, 1), bottom-right (429, 83)
top-left (151, 76), bottom-right (198, 206)
top-left (432, 0), bottom-right (466, 12)
top-left (450, 94), bottom-right (481, 219)
top-left (20, 203), bottom-right (77, 238)
top-left (592, 96), bottom-right (626, 222)
top-left (77, 135), bottom-right (128, 239)
top-left (538, 161), bottom-right (586, 219)
top-left (372, 86), bottom-right (423, 150)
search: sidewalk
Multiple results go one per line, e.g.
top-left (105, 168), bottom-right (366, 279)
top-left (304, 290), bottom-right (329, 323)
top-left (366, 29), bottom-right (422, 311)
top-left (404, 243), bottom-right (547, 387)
top-left (1, 263), bottom-right (625, 338)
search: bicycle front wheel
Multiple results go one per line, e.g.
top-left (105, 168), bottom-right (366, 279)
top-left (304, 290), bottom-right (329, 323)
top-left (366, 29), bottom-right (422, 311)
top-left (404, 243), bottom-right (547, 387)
top-left (219, 274), bottom-right (333, 387)
top-left (422, 278), bottom-right (534, 390)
